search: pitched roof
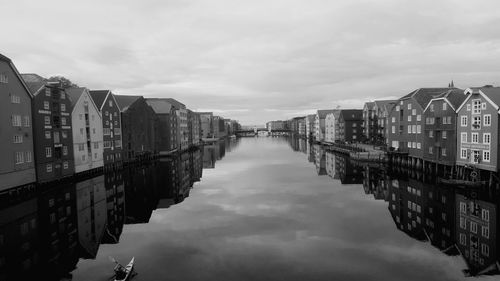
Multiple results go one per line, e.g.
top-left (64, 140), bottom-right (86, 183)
top-left (374, 100), bottom-right (397, 111)
top-left (145, 98), bottom-right (173, 114)
top-left (400, 88), bottom-right (453, 108)
top-left (317, 109), bottom-right (338, 119)
top-left (339, 109), bottom-right (363, 121)
top-left (442, 88), bottom-right (466, 109)
top-left (89, 90), bottom-right (110, 109)
top-left (65, 87), bottom-right (86, 108)
top-left (364, 102), bottom-right (375, 110)
top-left (114, 95), bottom-right (142, 112)
top-left (479, 87), bottom-right (500, 108)
top-left (23, 81), bottom-right (46, 96)
top-left (20, 73), bottom-right (46, 83)
top-left (161, 98), bottom-right (185, 109)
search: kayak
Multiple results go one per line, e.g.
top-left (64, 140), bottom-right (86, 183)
top-left (114, 257), bottom-right (135, 281)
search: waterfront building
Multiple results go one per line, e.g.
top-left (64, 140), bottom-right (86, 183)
top-left (176, 108), bottom-right (189, 151)
top-left (0, 54), bottom-right (36, 190)
top-left (199, 112), bottom-right (214, 139)
top-left (455, 87), bottom-right (500, 172)
top-left (388, 88), bottom-right (451, 164)
top-left (324, 110), bottom-right (341, 143)
top-left (314, 109), bottom-right (337, 142)
top-left (191, 111), bottom-right (201, 145)
top-left (338, 109), bottom-right (363, 142)
top-left (373, 100), bottom-right (397, 145)
top-left (266, 120), bottom-right (285, 132)
top-left (66, 88), bottom-right (104, 173)
top-left (23, 74), bottom-right (74, 183)
top-left (422, 88), bottom-right (465, 167)
top-left (298, 117), bottom-right (306, 136)
top-left (145, 99), bottom-right (178, 155)
top-left (89, 90), bottom-right (123, 167)
top-left (305, 114), bottom-right (315, 139)
top-left (362, 102), bottom-right (376, 143)
top-left (455, 193), bottom-right (496, 276)
top-left (114, 95), bottom-right (157, 162)
top-left (213, 116), bottom-right (226, 138)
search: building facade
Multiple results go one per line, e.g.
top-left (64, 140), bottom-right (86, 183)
top-left (455, 87), bottom-right (500, 172)
top-left (373, 100), bottom-right (396, 145)
top-left (67, 88), bottom-right (104, 173)
top-left (422, 89), bottom-right (465, 166)
top-left (362, 102), bottom-right (376, 143)
top-left (305, 114), bottom-right (315, 139)
top-left (314, 109), bottom-right (337, 142)
top-left (199, 112), bottom-right (214, 139)
top-left (145, 99), bottom-right (178, 154)
top-left (114, 95), bottom-right (157, 162)
top-left (338, 110), bottom-right (363, 142)
top-left (0, 54), bottom-right (36, 190)
top-left (324, 111), bottom-right (341, 143)
top-left (89, 90), bottom-right (123, 167)
top-left (23, 74), bottom-right (74, 183)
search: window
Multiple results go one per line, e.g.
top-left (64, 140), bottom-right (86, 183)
top-left (0, 73), bottom-right (9, 83)
top-left (44, 116), bottom-right (50, 125)
top-left (472, 133), bottom-right (479, 143)
top-left (109, 100), bottom-right (113, 107)
top-left (483, 151), bottom-right (490, 162)
top-left (12, 115), bottom-right (22, 127)
top-left (105, 111), bottom-right (109, 116)
top-left (429, 130), bottom-right (434, 138)
top-left (61, 117), bottom-right (66, 126)
top-left (459, 233), bottom-right (466, 245)
top-left (82, 155), bottom-right (86, 162)
top-left (63, 146), bottom-right (68, 156)
top-left (417, 125), bottom-right (421, 134)
top-left (417, 142), bottom-right (421, 149)
top-left (481, 209), bottom-right (490, 222)
top-left (430, 104), bottom-right (434, 112)
top-left (442, 148), bottom-right (446, 156)
top-left (472, 100), bottom-right (481, 114)
top-left (471, 222), bottom-right (478, 233)
top-left (443, 102), bottom-right (447, 110)
top-left (461, 116), bottom-right (467, 127)
top-left (482, 226), bottom-right (489, 238)
top-left (94, 142), bottom-right (99, 149)
top-left (391, 117), bottom-right (395, 123)
top-left (429, 147), bottom-right (433, 154)
top-left (23, 116), bottom-right (30, 127)
top-left (484, 114), bottom-right (491, 126)
top-left (461, 149), bottom-right (467, 159)
top-left (412, 125), bottom-right (416, 133)
top-left (80, 128), bottom-right (84, 135)
top-left (461, 133), bottom-right (467, 143)
top-left (44, 131), bottom-right (51, 139)
top-left (408, 103), bottom-right (411, 110)
top-left (25, 151), bottom-right (32, 163)
top-left (407, 142), bottom-right (411, 148)
top-left (412, 109), bottom-right (416, 116)
top-left (43, 101), bottom-right (50, 110)
top-left (61, 92), bottom-right (65, 99)
top-left (61, 104), bottom-right (66, 111)
top-left (78, 144), bottom-right (85, 151)
top-left (460, 202), bottom-right (467, 213)
top-left (45, 88), bottom-right (51, 96)
top-left (483, 133), bottom-right (491, 144)
top-left (472, 116), bottom-right (481, 130)
top-left (13, 135), bottom-right (23, 143)
top-left (408, 125), bottom-right (411, 134)
top-left (391, 126), bottom-right (395, 134)
top-left (94, 153), bottom-right (98, 159)
top-left (92, 128), bottom-right (96, 134)
top-left (63, 161), bottom-right (69, 169)
top-left (407, 115), bottom-right (411, 122)
top-left (62, 131), bottom-right (67, 138)
top-left (482, 102), bottom-right (487, 109)
top-left (79, 114), bottom-right (83, 120)
top-left (412, 142), bottom-right (416, 148)
top-left (10, 95), bottom-right (20, 103)
top-left (442, 131), bottom-right (447, 139)
top-left (460, 217), bottom-right (466, 229)
top-left (45, 147), bottom-right (52, 158)
top-left (46, 164), bottom-right (52, 172)
top-left (482, 244), bottom-right (489, 257)
top-left (15, 152), bottom-right (24, 164)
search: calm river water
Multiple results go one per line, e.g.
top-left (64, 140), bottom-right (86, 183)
top-left (1, 137), bottom-right (499, 280)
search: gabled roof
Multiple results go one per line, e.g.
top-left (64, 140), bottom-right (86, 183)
top-left (423, 88), bottom-right (466, 112)
top-left (317, 109), bottom-right (338, 119)
top-left (363, 102), bottom-right (375, 110)
top-left (400, 88), bottom-right (454, 109)
top-left (114, 95), bottom-right (142, 112)
top-left (339, 109), bottom-right (363, 121)
top-left (161, 98), bottom-right (185, 110)
top-left (145, 98), bottom-right (173, 114)
top-left (374, 100), bottom-right (397, 111)
top-left (23, 81), bottom-right (46, 96)
top-left (458, 87), bottom-right (500, 113)
top-left (20, 73), bottom-right (46, 83)
top-left (0, 55), bottom-right (34, 99)
top-left (66, 87), bottom-right (86, 108)
top-left (89, 90), bottom-right (110, 109)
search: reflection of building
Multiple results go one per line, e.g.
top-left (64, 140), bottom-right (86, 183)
top-left (289, 136), bottom-right (300, 152)
top-left (336, 155), bottom-right (363, 184)
top-left (456, 193), bottom-right (498, 276)
top-left (314, 145), bottom-right (326, 175)
top-left (76, 175), bottom-right (106, 259)
top-left (101, 172), bottom-right (125, 244)
top-left (0, 199), bottom-right (39, 280)
top-left (203, 145), bottom-right (216, 169)
top-left (325, 151), bottom-right (338, 179)
top-left (123, 164), bottom-right (160, 224)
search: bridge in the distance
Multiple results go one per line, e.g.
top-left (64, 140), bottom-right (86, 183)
top-left (235, 128), bottom-right (291, 137)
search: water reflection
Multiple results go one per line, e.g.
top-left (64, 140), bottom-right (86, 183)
top-left (297, 137), bottom-right (500, 277)
top-left (0, 139), bottom-right (237, 281)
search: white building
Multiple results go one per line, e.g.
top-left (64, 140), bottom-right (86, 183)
top-left (67, 88), bottom-right (104, 173)
top-left (314, 109), bottom-right (338, 142)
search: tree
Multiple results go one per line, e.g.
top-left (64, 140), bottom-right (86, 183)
top-left (47, 76), bottom-right (78, 88)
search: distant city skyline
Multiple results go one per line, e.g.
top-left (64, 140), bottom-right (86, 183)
top-left (3, 0), bottom-right (500, 125)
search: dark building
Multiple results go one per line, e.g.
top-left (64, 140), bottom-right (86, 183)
top-left (362, 102), bottom-right (375, 142)
top-left (373, 100), bottom-right (397, 145)
top-left (338, 109), bottom-right (363, 142)
top-left (89, 90), bottom-right (123, 167)
top-left (423, 88), bottom-right (466, 166)
top-left (114, 95), bottom-right (158, 162)
top-left (101, 172), bottom-right (125, 244)
top-left (146, 99), bottom-right (178, 155)
top-left (23, 74), bottom-right (75, 183)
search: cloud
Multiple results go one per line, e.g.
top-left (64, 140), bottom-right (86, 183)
top-left (3, 0), bottom-right (500, 124)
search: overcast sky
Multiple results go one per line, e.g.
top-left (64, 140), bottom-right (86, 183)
top-left (3, 0), bottom-right (500, 125)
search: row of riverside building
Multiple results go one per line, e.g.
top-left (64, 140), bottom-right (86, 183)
top-left (0, 53), bottom-right (240, 192)
top-left (268, 82), bottom-right (500, 178)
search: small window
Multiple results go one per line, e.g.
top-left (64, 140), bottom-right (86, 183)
top-left (412, 109), bottom-right (416, 116)
top-left (442, 131), bottom-right (447, 139)
top-left (483, 133), bottom-right (491, 144)
top-left (461, 133), bottom-right (467, 143)
top-left (408, 115), bottom-right (411, 122)
top-left (43, 101), bottom-right (50, 110)
top-left (461, 148), bottom-right (467, 159)
top-left (482, 102), bottom-right (486, 110)
top-left (63, 146), bottom-right (68, 156)
top-left (391, 117), bottom-right (395, 123)
top-left (45, 147), bottom-right (52, 158)
top-left (484, 114), bottom-right (491, 126)
top-left (45, 88), bottom-right (51, 96)
top-left (429, 147), bottom-right (433, 154)
top-left (472, 133), bottom-right (479, 143)
top-left (46, 164), bottom-right (52, 172)
top-left (442, 102), bottom-right (447, 110)
top-left (442, 148), bottom-right (447, 156)
top-left (461, 116), bottom-right (467, 127)
top-left (61, 104), bottom-right (66, 111)
top-left (430, 104), bottom-right (434, 112)
top-left (109, 100), bottom-right (113, 107)
top-left (416, 115), bottom-right (421, 121)
top-left (44, 116), bottom-right (50, 125)
top-left (483, 151), bottom-right (490, 162)
top-left (63, 161), bottom-right (69, 169)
